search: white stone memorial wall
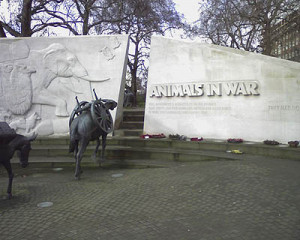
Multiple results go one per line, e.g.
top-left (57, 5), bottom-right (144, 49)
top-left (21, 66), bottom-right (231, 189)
top-left (0, 35), bottom-right (129, 136)
top-left (144, 36), bottom-right (300, 143)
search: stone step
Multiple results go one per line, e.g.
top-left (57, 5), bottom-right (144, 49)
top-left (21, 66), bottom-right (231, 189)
top-left (120, 121), bottom-right (144, 129)
top-left (32, 137), bottom-right (300, 161)
top-left (123, 108), bottom-right (145, 116)
top-left (17, 141), bottom-right (299, 168)
top-left (114, 138), bottom-right (300, 160)
top-left (113, 129), bottom-right (143, 137)
top-left (11, 157), bottom-right (191, 169)
top-left (24, 144), bottom-right (230, 163)
top-left (123, 115), bottom-right (144, 122)
top-left (118, 108), bottom-right (145, 137)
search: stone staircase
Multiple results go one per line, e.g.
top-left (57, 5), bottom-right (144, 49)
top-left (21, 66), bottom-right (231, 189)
top-left (114, 108), bottom-right (144, 137)
top-left (12, 108), bottom-right (300, 166)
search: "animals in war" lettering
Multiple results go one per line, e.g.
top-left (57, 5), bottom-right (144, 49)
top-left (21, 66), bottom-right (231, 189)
top-left (149, 81), bottom-right (260, 97)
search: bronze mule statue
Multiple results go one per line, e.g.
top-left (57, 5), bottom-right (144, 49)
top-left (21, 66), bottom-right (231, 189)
top-left (0, 122), bottom-right (36, 199)
top-left (69, 90), bottom-right (117, 180)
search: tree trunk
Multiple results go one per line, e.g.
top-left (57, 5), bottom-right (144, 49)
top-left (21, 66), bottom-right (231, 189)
top-left (0, 22), bottom-right (7, 37)
top-left (129, 38), bottom-right (140, 107)
top-left (82, 8), bottom-right (90, 35)
top-left (130, 67), bottom-right (137, 107)
top-left (262, 20), bottom-right (272, 55)
top-left (21, 0), bottom-right (33, 37)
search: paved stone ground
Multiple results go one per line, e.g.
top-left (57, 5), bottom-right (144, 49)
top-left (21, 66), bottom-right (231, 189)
top-left (0, 157), bottom-right (300, 240)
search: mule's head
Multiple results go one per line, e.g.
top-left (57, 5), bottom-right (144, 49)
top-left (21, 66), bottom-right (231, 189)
top-left (18, 143), bottom-right (31, 168)
top-left (104, 100), bottom-right (117, 110)
top-left (16, 133), bottom-right (37, 168)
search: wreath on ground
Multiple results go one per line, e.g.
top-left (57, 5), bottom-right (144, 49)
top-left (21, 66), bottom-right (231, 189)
top-left (227, 138), bottom-right (243, 143)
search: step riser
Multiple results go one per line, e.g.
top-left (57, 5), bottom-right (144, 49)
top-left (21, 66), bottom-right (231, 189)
top-left (124, 130), bottom-right (143, 136)
top-left (122, 109), bottom-right (145, 136)
top-left (123, 111), bottom-right (144, 116)
top-left (29, 145), bottom-right (299, 161)
top-left (28, 148), bottom-right (220, 162)
top-left (117, 140), bottom-right (299, 160)
top-left (113, 130), bottom-right (143, 137)
top-left (120, 122), bottom-right (143, 129)
top-left (31, 138), bottom-right (300, 161)
top-left (123, 115), bottom-right (144, 122)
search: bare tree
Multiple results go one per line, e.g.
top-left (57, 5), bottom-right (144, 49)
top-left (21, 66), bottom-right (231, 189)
top-left (0, 0), bottom-right (64, 37)
top-left (193, 0), bottom-right (298, 55)
top-left (102, 0), bottom-right (184, 106)
top-left (0, 0), bottom-right (124, 37)
top-left (0, 0), bottom-right (184, 107)
top-left (40, 0), bottom-right (125, 35)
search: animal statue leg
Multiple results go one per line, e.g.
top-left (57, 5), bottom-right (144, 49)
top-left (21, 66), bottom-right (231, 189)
top-left (74, 139), bottom-right (89, 180)
top-left (92, 138), bottom-right (100, 162)
top-left (2, 161), bottom-right (14, 199)
top-left (100, 134), bottom-right (107, 164)
top-left (73, 140), bottom-right (79, 159)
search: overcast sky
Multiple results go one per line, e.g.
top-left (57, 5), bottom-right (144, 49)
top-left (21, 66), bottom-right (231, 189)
top-left (173, 0), bottom-right (200, 23)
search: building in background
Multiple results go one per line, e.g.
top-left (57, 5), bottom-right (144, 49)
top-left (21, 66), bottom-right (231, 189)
top-left (271, 11), bottom-right (300, 62)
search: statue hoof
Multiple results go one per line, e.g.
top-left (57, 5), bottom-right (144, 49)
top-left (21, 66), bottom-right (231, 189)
top-left (74, 175), bottom-right (80, 180)
top-left (91, 154), bottom-right (98, 163)
top-left (7, 193), bottom-right (12, 200)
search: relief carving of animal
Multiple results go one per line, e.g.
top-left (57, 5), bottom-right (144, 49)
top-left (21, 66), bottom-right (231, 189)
top-left (28, 43), bottom-right (109, 117)
top-left (9, 112), bottom-right (41, 133)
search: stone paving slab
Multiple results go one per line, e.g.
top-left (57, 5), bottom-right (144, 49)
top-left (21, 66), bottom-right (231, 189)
top-left (0, 157), bottom-right (300, 240)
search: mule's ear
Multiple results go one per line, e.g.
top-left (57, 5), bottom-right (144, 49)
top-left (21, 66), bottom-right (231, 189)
top-left (111, 101), bottom-right (117, 110)
top-left (105, 101), bottom-right (117, 110)
top-left (26, 133), bottom-right (38, 141)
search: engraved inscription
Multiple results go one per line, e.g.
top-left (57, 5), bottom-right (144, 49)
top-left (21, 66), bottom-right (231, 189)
top-left (148, 102), bottom-right (231, 115)
top-left (149, 81), bottom-right (260, 98)
top-left (268, 105), bottom-right (300, 111)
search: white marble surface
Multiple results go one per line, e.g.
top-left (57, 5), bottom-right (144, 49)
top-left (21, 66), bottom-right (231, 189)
top-left (144, 36), bottom-right (300, 143)
top-left (0, 35), bottom-right (129, 136)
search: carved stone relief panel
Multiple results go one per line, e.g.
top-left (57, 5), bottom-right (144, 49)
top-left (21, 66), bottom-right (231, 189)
top-left (0, 35), bottom-right (129, 136)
